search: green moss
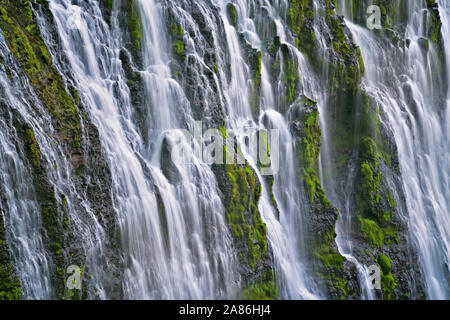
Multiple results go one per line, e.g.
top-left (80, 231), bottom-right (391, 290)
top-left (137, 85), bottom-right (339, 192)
top-left (292, 97), bottom-right (350, 299)
top-left (40, 193), bottom-right (73, 298)
top-left (381, 273), bottom-right (397, 299)
top-left (280, 45), bottom-right (300, 110)
top-left (23, 128), bottom-right (41, 168)
top-left (218, 130), bottom-right (269, 271)
top-left (287, 0), bottom-right (315, 63)
top-left (0, 0), bottom-right (83, 159)
top-left (225, 162), bottom-right (267, 269)
top-left (0, 7), bottom-right (40, 74)
top-left (99, 0), bottom-right (114, 24)
top-left (355, 136), bottom-right (391, 222)
top-left (241, 280), bottom-right (277, 300)
top-left (378, 253), bottom-right (392, 274)
top-left (313, 230), bottom-right (345, 269)
top-left (170, 22), bottom-right (183, 37)
top-left (330, 277), bottom-right (350, 300)
top-left (377, 253), bottom-right (397, 299)
top-left (383, 225), bottom-right (399, 245)
top-left (213, 56), bottom-right (219, 74)
top-left (355, 134), bottom-right (400, 250)
top-left (268, 36), bottom-right (281, 57)
top-left (387, 189), bottom-right (396, 209)
top-left (226, 3), bottom-right (237, 28)
top-left (105, 0), bottom-right (114, 11)
top-left (248, 49), bottom-right (262, 116)
top-left (126, 0), bottom-right (142, 50)
top-left (288, 0), bottom-right (363, 188)
top-left (356, 47), bottom-right (365, 75)
top-left (425, 0), bottom-right (444, 59)
top-left (42, 203), bottom-right (64, 257)
top-left (169, 22), bottom-right (185, 60)
top-left (296, 103), bottom-right (330, 207)
top-left (359, 217), bottom-right (383, 249)
top-left (173, 40), bottom-right (184, 55)
top-left (0, 264), bottom-right (21, 300)
top-left (0, 213), bottom-right (22, 300)
top-left (219, 126), bottom-right (227, 139)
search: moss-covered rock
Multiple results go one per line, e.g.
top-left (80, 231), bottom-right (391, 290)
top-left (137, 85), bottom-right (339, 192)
top-left (291, 97), bottom-right (358, 300)
top-left (13, 123), bottom-right (74, 299)
top-left (0, 211), bottom-right (22, 300)
top-left (241, 272), bottom-right (277, 300)
top-left (0, 0), bottom-right (83, 170)
top-left (287, 0), bottom-right (316, 63)
top-left (248, 49), bottom-right (262, 117)
top-left (286, 0), bottom-right (426, 300)
top-left (99, 0), bottom-right (114, 25)
top-left (1, 0), bottom-right (123, 299)
top-left (213, 129), bottom-right (276, 299)
top-left (293, 98), bottom-right (328, 206)
top-left (226, 3), bottom-right (238, 28)
top-left (170, 22), bottom-right (186, 61)
top-left (377, 253), bottom-right (397, 299)
top-left (126, 0), bottom-right (142, 51)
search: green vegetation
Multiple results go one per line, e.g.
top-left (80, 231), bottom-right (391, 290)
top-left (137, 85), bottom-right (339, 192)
top-left (377, 253), bottom-right (397, 299)
top-left (126, 0), bottom-right (142, 50)
top-left (355, 135), bottom-right (399, 249)
top-left (249, 49), bottom-right (262, 115)
top-left (0, 0), bottom-right (83, 161)
top-left (426, 0), bottom-right (443, 53)
top-left (280, 45), bottom-right (300, 111)
top-left (359, 217), bottom-right (383, 248)
top-left (296, 100), bottom-right (329, 207)
top-left (0, 264), bottom-right (21, 300)
top-left (226, 3), bottom-right (237, 28)
top-left (241, 278), bottom-right (277, 300)
top-left (287, 0), bottom-right (316, 63)
top-left (224, 159), bottom-right (267, 270)
top-left (215, 129), bottom-right (275, 298)
top-left (313, 229), bottom-right (345, 270)
top-left (293, 98), bottom-right (350, 299)
top-left (0, 214), bottom-right (21, 300)
top-left (0, 2), bottom-right (83, 297)
top-left (170, 22), bottom-right (185, 60)
top-left (23, 128), bottom-right (41, 168)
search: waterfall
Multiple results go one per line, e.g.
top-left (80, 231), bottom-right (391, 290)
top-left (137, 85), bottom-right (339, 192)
top-left (0, 34), bottom-right (52, 299)
top-left (0, 0), bottom-right (449, 300)
top-left (44, 0), bottom-right (240, 299)
top-left (217, 0), bottom-right (329, 299)
top-left (337, 0), bottom-right (450, 299)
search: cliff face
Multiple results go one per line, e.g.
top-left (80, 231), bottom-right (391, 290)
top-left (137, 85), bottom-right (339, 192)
top-left (0, 0), bottom-right (122, 299)
top-left (0, 0), bottom-right (446, 300)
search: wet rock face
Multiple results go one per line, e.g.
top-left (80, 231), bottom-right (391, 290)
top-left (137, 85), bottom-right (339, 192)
top-left (0, 0), bottom-right (445, 300)
top-left (0, 0), bottom-right (123, 299)
top-left (164, 0), bottom-right (227, 128)
top-left (212, 159), bottom-right (276, 298)
top-left (0, 207), bottom-right (22, 300)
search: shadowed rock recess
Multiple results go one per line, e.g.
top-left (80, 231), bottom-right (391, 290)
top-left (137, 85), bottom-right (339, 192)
top-left (0, 0), bottom-right (448, 300)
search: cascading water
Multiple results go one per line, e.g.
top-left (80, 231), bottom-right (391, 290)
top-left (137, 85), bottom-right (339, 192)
top-left (0, 0), bottom-right (449, 300)
top-left (0, 22), bottom-right (108, 300)
top-left (336, 0), bottom-right (450, 299)
top-left (0, 35), bottom-right (52, 299)
top-left (217, 0), bottom-right (328, 299)
top-left (45, 0), bottom-right (240, 299)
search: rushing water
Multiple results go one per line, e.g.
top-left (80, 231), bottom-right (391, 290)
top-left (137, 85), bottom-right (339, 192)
top-left (336, 0), bottom-right (450, 299)
top-left (218, 0), bottom-right (322, 299)
top-left (0, 0), bottom-right (449, 300)
top-left (46, 0), bottom-right (241, 299)
top-left (0, 35), bottom-right (52, 299)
